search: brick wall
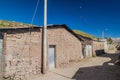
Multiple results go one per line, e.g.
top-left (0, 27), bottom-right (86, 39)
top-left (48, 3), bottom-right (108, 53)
top-left (4, 28), bottom-right (42, 80)
top-left (2, 27), bottom-right (83, 80)
top-left (47, 28), bottom-right (83, 67)
top-left (92, 41), bottom-right (104, 56)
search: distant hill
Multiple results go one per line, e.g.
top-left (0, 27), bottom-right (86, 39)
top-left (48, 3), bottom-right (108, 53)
top-left (112, 38), bottom-right (120, 43)
top-left (0, 20), bottom-right (33, 28)
top-left (73, 30), bottom-right (98, 39)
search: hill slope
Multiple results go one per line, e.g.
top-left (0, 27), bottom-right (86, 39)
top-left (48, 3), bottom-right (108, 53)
top-left (73, 30), bottom-right (97, 39)
top-left (112, 38), bottom-right (120, 43)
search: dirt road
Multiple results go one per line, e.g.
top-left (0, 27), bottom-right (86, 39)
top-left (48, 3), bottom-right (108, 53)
top-left (29, 53), bottom-right (120, 80)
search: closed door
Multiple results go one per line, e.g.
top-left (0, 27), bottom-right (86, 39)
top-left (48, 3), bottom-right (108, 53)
top-left (86, 45), bottom-right (89, 57)
top-left (89, 45), bottom-right (92, 57)
top-left (86, 45), bottom-right (92, 57)
top-left (49, 45), bottom-right (55, 70)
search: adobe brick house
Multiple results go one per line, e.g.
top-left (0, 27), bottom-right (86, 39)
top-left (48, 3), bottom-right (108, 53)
top-left (92, 40), bottom-right (104, 56)
top-left (77, 35), bottom-right (93, 58)
top-left (0, 24), bottom-right (83, 80)
top-left (75, 33), bottom-right (105, 58)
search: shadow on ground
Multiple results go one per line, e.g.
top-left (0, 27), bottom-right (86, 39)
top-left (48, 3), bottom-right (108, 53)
top-left (72, 53), bottom-right (120, 80)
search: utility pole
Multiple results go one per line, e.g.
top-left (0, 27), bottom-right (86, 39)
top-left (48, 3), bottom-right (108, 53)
top-left (43, 0), bottom-right (47, 74)
top-left (102, 31), bottom-right (104, 38)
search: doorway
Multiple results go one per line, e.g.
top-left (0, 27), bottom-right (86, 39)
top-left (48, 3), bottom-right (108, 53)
top-left (48, 45), bottom-right (56, 70)
top-left (85, 45), bottom-right (92, 58)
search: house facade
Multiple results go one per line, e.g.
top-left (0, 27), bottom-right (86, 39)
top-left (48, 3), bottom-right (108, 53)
top-left (99, 39), bottom-right (108, 53)
top-left (76, 33), bottom-right (105, 58)
top-left (92, 41), bottom-right (104, 56)
top-left (77, 35), bottom-right (93, 58)
top-left (0, 24), bottom-right (83, 80)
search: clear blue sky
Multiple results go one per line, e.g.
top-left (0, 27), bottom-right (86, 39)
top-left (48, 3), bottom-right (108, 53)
top-left (0, 0), bottom-right (120, 38)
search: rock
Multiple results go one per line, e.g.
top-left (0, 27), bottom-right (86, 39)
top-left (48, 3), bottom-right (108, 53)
top-left (115, 55), bottom-right (120, 65)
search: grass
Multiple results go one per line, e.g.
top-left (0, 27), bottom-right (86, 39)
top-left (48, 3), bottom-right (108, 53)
top-left (0, 23), bottom-right (8, 28)
top-left (92, 54), bottom-right (97, 57)
top-left (0, 24), bottom-right (5, 27)
top-left (73, 30), bottom-right (98, 39)
top-left (0, 20), bottom-right (32, 28)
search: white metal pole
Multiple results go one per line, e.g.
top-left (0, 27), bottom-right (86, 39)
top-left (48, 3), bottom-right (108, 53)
top-left (43, 0), bottom-right (47, 74)
top-left (102, 31), bottom-right (104, 38)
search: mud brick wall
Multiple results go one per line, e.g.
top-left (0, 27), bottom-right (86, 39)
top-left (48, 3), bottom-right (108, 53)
top-left (92, 41), bottom-right (104, 56)
top-left (3, 27), bottom-right (83, 80)
top-left (4, 28), bottom-right (42, 80)
top-left (47, 28), bottom-right (83, 67)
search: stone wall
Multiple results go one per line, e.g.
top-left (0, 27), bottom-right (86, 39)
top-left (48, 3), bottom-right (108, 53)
top-left (92, 41), bottom-right (104, 56)
top-left (2, 27), bottom-right (83, 80)
top-left (47, 28), bottom-right (83, 67)
top-left (107, 44), bottom-right (117, 53)
top-left (4, 28), bottom-right (42, 80)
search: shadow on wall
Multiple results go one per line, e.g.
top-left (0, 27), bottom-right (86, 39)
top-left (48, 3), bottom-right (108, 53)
top-left (95, 49), bottom-right (104, 56)
top-left (72, 53), bottom-right (120, 80)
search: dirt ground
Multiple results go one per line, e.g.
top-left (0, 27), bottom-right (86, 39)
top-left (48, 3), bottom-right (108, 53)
top-left (28, 52), bottom-right (120, 80)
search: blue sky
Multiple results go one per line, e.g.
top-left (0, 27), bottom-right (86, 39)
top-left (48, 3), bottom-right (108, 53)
top-left (0, 0), bottom-right (120, 38)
